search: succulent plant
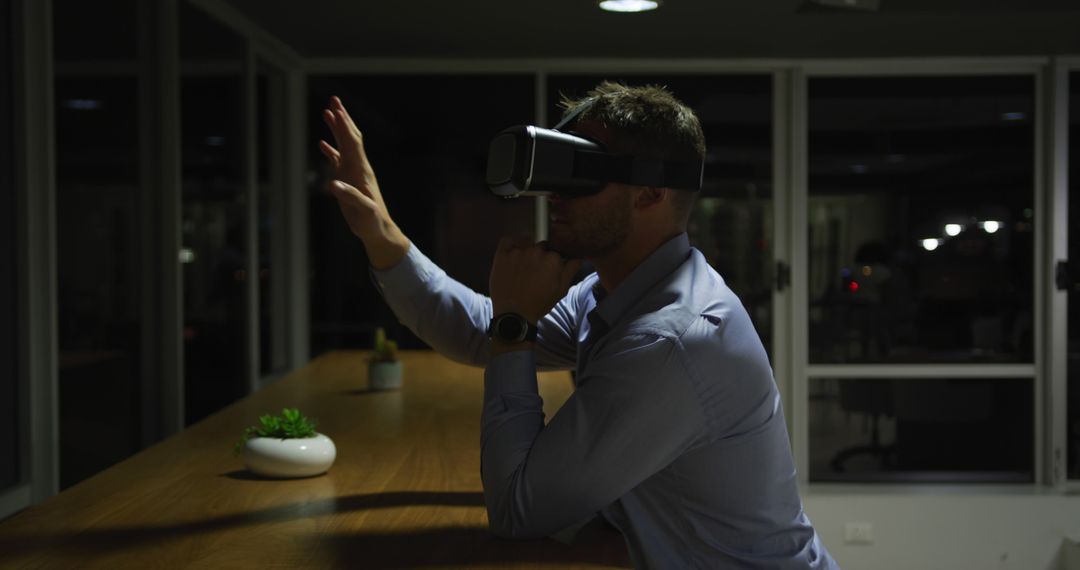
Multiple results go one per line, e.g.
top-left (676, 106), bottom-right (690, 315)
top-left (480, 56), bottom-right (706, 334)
top-left (372, 326), bottom-right (399, 363)
top-left (234, 408), bottom-right (317, 455)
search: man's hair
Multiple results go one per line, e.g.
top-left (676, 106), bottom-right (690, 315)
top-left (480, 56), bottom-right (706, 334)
top-left (558, 81), bottom-right (705, 226)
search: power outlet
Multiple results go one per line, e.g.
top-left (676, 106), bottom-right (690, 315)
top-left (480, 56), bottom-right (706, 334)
top-left (844, 522), bottom-right (874, 545)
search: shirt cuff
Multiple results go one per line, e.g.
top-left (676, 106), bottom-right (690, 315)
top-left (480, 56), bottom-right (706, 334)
top-left (368, 241), bottom-right (433, 298)
top-left (484, 349), bottom-right (538, 401)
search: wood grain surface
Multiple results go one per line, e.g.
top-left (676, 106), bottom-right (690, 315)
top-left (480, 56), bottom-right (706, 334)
top-left (0, 350), bottom-right (630, 569)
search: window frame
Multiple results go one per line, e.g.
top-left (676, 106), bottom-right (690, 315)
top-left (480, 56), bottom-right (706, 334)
top-left (7, 0), bottom-right (59, 519)
top-left (1050, 57), bottom-right (1080, 490)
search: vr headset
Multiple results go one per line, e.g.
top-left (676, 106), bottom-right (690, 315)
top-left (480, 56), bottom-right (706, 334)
top-left (485, 100), bottom-right (704, 199)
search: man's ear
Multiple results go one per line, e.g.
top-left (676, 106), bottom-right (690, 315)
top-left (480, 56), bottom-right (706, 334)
top-left (634, 186), bottom-right (668, 210)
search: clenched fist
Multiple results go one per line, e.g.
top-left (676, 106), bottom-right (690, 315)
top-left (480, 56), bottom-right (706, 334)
top-left (489, 237), bottom-right (584, 324)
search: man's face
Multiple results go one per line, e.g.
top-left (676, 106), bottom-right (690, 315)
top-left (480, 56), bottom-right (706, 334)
top-left (544, 120), bottom-right (636, 260)
top-left (546, 183), bottom-right (634, 259)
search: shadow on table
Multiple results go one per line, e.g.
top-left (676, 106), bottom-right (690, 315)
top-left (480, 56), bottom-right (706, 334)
top-left (322, 526), bottom-right (631, 568)
top-left (0, 491), bottom-right (629, 567)
top-left (343, 387), bottom-right (382, 395)
top-left (0, 492), bottom-right (478, 553)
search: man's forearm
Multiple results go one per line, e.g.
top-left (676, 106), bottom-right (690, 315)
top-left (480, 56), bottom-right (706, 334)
top-left (371, 242), bottom-right (495, 367)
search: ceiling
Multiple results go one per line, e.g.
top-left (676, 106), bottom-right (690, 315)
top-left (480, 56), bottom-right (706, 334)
top-left (220, 0), bottom-right (1080, 59)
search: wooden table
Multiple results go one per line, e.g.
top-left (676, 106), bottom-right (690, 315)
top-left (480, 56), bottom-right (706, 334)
top-left (0, 351), bottom-right (630, 569)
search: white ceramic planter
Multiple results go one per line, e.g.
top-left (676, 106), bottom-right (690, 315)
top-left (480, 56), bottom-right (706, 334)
top-left (242, 433), bottom-right (336, 478)
top-left (369, 360), bottom-right (403, 390)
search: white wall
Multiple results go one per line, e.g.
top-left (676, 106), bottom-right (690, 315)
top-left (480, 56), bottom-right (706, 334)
top-left (804, 492), bottom-right (1080, 570)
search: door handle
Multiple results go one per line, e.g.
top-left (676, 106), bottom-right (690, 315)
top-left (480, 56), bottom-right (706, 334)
top-left (1056, 260), bottom-right (1072, 291)
top-left (776, 261), bottom-right (791, 292)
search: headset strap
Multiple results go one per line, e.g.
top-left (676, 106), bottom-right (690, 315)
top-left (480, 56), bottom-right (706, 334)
top-left (573, 150), bottom-right (703, 191)
top-left (552, 98), bottom-right (597, 131)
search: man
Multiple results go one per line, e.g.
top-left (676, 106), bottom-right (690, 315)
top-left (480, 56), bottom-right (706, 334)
top-left (319, 82), bottom-right (838, 569)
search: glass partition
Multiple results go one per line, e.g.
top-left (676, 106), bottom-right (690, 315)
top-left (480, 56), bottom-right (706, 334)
top-left (179, 2), bottom-right (247, 423)
top-left (53, 0), bottom-right (136, 63)
top-left (807, 76), bottom-right (1035, 365)
top-left (805, 74), bottom-right (1037, 484)
top-left (1, 0), bottom-right (19, 493)
top-left (809, 377), bottom-right (1033, 482)
top-left (306, 75), bottom-right (535, 354)
top-left (547, 74), bottom-right (775, 355)
top-left (54, 0), bottom-right (143, 489)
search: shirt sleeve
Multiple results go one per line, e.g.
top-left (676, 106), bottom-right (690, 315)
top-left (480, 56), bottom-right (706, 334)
top-left (480, 333), bottom-right (706, 539)
top-left (371, 242), bottom-right (581, 370)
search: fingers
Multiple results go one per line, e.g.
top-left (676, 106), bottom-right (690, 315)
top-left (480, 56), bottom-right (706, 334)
top-left (324, 97), bottom-right (364, 151)
top-left (332, 96), bottom-right (364, 142)
top-left (497, 237), bottom-right (580, 282)
top-left (324, 108), bottom-right (351, 150)
top-left (322, 97), bottom-right (364, 154)
top-left (322, 105), bottom-right (345, 146)
top-left (318, 140), bottom-right (341, 168)
top-left (497, 235), bottom-right (534, 253)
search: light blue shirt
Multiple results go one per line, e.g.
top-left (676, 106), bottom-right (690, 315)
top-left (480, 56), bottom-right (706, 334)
top-left (373, 233), bottom-right (838, 569)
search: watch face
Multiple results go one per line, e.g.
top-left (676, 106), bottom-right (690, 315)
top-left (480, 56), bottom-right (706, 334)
top-left (497, 315), bottom-right (526, 341)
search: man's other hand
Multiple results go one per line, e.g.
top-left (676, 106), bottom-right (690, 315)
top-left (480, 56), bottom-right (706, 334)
top-left (490, 237), bottom-right (584, 323)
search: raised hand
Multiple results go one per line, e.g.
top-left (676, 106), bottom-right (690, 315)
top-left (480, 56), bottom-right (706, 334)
top-left (319, 96), bottom-right (390, 215)
top-left (319, 96), bottom-right (409, 269)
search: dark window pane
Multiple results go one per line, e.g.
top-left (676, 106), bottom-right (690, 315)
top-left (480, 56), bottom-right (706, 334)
top-left (53, 0), bottom-right (136, 62)
top-left (307, 75), bottom-right (535, 354)
top-left (808, 76), bottom-right (1035, 364)
top-left (1, 0), bottom-right (19, 492)
top-left (547, 75), bottom-right (775, 355)
top-left (1068, 71), bottom-right (1080, 480)
top-left (54, 75), bottom-right (143, 490)
top-left (180, 3), bottom-right (246, 424)
top-left (809, 377), bottom-right (1033, 483)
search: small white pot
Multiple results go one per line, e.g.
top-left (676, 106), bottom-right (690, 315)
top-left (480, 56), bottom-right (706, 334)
top-left (368, 360), bottom-right (403, 390)
top-left (242, 433), bottom-right (336, 478)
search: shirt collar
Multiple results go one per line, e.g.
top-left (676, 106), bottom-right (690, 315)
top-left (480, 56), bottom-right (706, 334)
top-left (590, 233), bottom-right (691, 330)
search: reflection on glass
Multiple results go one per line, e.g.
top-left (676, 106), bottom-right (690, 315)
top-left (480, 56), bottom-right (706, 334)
top-left (54, 64), bottom-right (142, 491)
top-left (180, 3), bottom-right (246, 424)
top-left (257, 62), bottom-right (288, 376)
top-left (809, 378), bottom-right (1033, 482)
top-left (307, 76), bottom-right (535, 355)
top-left (808, 77), bottom-right (1035, 364)
top-left (547, 75), bottom-right (775, 355)
top-left (1, 0), bottom-right (18, 492)
top-left (1068, 71), bottom-right (1080, 480)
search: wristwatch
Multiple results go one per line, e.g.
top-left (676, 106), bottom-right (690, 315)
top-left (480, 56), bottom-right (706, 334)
top-left (488, 312), bottom-right (538, 344)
